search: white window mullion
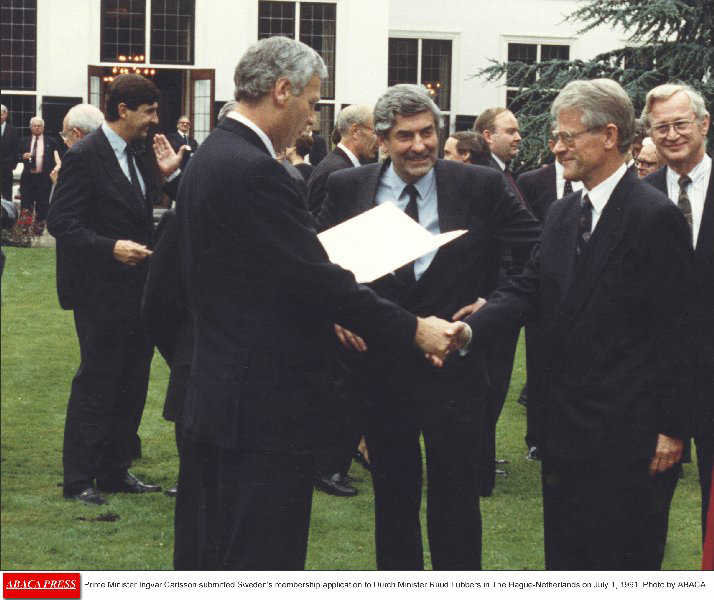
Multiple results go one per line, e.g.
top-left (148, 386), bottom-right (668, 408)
top-left (416, 38), bottom-right (423, 85)
top-left (295, 1), bottom-right (301, 40)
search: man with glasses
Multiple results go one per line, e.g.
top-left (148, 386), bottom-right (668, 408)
top-left (635, 137), bottom-right (664, 179)
top-left (168, 115), bottom-right (197, 172)
top-left (642, 83), bottom-right (713, 544)
top-left (454, 79), bottom-right (693, 569)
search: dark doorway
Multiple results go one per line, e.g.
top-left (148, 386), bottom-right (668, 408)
top-left (41, 96), bottom-right (82, 146)
top-left (153, 69), bottom-right (184, 134)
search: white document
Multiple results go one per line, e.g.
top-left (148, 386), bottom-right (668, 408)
top-left (318, 202), bottom-right (467, 283)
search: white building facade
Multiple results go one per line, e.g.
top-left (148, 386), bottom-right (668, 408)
top-left (1, 0), bottom-right (626, 142)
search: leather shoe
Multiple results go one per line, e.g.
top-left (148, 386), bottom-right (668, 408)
top-left (68, 487), bottom-right (107, 505)
top-left (98, 472), bottom-right (161, 494)
top-left (314, 473), bottom-right (357, 497)
top-left (165, 485), bottom-right (178, 497)
top-left (526, 446), bottom-right (540, 461)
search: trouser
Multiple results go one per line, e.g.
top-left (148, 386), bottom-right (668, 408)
top-left (697, 437), bottom-right (713, 539)
top-left (62, 307), bottom-right (153, 495)
top-left (1, 166), bottom-right (14, 201)
top-left (20, 173), bottom-right (51, 230)
top-left (175, 438), bottom-right (314, 570)
top-left (366, 419), bottom-right (482, 570)
top-left (541, 457), bottom-right (680, 570)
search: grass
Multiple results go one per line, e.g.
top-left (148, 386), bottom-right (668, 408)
top-left (0, 247), bottom-right (703, 571)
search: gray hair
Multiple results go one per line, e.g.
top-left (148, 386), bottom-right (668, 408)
top-left (234, 36), bottom-right (327, 103)
top-left (373, 84), bottom-right (441, 137)
top-left (641, 83), bottom-right (710, 126)
top-left (217, 100), bottom-right (238, 122)
top-left (551, 79), bottom-right (635, 154)
top-left (30, 116), bottom-right (44, 126)
top-left (65, 104), bottom-right (104, 134)
top-left (0, 104), bottom-right (7, 114)
top-left (335, 104), bottom-right (372, 135)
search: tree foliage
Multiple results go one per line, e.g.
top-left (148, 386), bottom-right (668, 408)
top-left (476, 0), bottom-right (714, 171)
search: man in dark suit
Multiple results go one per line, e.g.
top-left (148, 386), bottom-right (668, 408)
top-left (174, 37), bottom-right (465, 571)
top-left (456, 79), bottom-right (693, 570)
top-left (642, 83), bottom-right (713, 541)
top-left (306, 104), bottom-right (377, 216)
top-left (1, 104), bottom-right (19, 202)
top-left (319, 84), bottom-right (541, 570)
top-left (48, 74), bottom-right (181, 506)
top-left (167, 115), bottom-right (197, 172)
top-left (18, 116), bottom-right (58, 235)
top-left (443, 130), bottom-right (491, 166)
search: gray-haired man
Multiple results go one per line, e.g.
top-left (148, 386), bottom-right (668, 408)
top-left (175, 37), bottom-right (466, 570)
top-left (319, 83), bottom-right (540, 570)
top-left (0, 104), bottom-right (20, 202)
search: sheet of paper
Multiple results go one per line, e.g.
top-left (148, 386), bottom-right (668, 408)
top-left (318, 202), bottom-right (467, 283)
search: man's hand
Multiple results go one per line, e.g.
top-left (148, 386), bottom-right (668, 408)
top-left (113, 240), bottom-right (152, 266)
top-left (49, 150), bottom-right (62, 185)
top-left (415, 316), bottom-right (470, 367)
top-left (648, 433), bottom-right (683, 476)
top-left (334, 324), bottom-right (367, 352)
top-left (452, 297), bottom-right (487, 321)
top-left (357, 436), bottom-right (370, 464)
top-left (152, 133), bottom-right (185, 177)
top-left (22, 152), bottom-right (32, 160)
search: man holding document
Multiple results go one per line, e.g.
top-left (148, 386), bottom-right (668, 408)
top-left (174, 38), bottom-right (466, 570)
top-left (318, 84), bottom-right (541, 570)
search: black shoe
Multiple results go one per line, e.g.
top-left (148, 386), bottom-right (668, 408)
top-left (314, 473), bottom-right (357, 497)
top-left (67, 487), bottom-right (108, 505)
top-left (97, 472), bottom-right (161, 494)
top-left (164, 485), bottom-right (178, 497)
top-left (526, 446), bottom-right (540, 461)
top-left (518, 384), bottom-right (528, 406)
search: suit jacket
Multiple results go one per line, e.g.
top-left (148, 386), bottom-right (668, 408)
top-left (0, 123), bottom-right (19, 170)
top-left (646, 165), bottom-right (714, 442)
top-left (177, 117), bottom-right (417, 454)
top-left (167, 131), bottom-right (198, 172)
top-left (310, 132), bottom-right (328, 166)
top-left (517, 163), bottom-right (557, 223)
top-left (19, 134), bottom-right (57, 183)
top-left (47, 127), bottom-right (164, 317)
top-left (318, 159), bottom-right (541, 421)
top-left (466, 169), bottom-right (694, 462)
top-left (306, 146), bottom-right (353, 216)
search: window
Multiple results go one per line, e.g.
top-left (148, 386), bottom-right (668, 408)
top-left (257, 1), bottom-right (336, 100)
top-left (0, 0), bottom-right (37, 91)
top-left (0, 93), bottom-right (36, 135)
top-left (505, 40), bottom-right (570, 109)
top-left (151, 0), bottom-right (194, 64)
top-left (316, 102), bottom-right (334, 141)
top-left (388, 37), bottom-right (452, 111)
top-left (101, 0), bottom-right (146, 63)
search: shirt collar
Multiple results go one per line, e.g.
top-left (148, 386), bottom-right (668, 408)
top-left (383, 161), bottom-right (435, 199)
top-left (177, 129), bottom-right (188, 137)
top-left (226, 111), bottom-right (276, 158)
top-left (337, 143), bottom-right (361, 167)
top-left (101, 121), bottom-right (128, 155)
top-left (582, 162), bottom-right (627, 215)
top-left (666, 153), bottom-right (712, 187)
top-left (491, 152), bottom-right (506, 171)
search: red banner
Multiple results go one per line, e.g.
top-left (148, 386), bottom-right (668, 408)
top-left (3, 573), bottom-right (80, 599)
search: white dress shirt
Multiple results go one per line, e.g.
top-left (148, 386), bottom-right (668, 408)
top-left (226, 111), bottom-right (276, 158)
top-left (101, 122), bottom-right (146, 195)
top-left (582, 163), bottom-right (627, 232)
top-left (665, 154), bottom-right (711, 248)
top-left (337, 143), bottom-right (360, 167)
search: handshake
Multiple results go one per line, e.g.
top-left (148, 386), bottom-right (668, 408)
top-left (334, 315), bottom-right (474, 367)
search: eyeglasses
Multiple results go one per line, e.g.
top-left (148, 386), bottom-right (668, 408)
top-left (551, 126), bottom-right (599, 148)
top-left (650, 119), bottom-right (696, 139)
top-left (636, 159), bottom-right (659, 169)
top-left (178, 121), bottom-right (191, 126)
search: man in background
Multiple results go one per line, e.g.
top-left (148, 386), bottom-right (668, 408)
top-left (167, 115), bottom-right (198, 171)
top-left (19, 116), bottom-right (57, 236)
top-left (636, 137), bottom-right (664, 179)
top-left (0, 105), bottom-right (19, 202)
top-left (443, 130), bottom-right (491, 166)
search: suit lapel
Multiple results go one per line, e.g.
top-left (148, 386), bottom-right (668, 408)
top-left (696, 170), bottom-right (714, 260)
top-left (94, 128), bottom-right (147, 222)
top-left (359, 160), bottom-right (387, 212)
top-left (560, 173), bottom-right (630, 316)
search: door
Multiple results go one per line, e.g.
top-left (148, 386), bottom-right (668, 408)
top-left (190, 69), bottom-right (215, 144)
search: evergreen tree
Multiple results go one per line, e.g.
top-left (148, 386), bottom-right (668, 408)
top-left (477, 0), bottom-right (713, 171)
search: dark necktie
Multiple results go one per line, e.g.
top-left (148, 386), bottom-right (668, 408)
top-left (576, 193), bottom-right (593, 259)
top-left (563, 179), bottom-right (573, 196)
top-left (125, 146), bottom-right (146, 209)
top-left (395, 184), bottom-right (420, 286)
top-left (30, 135), bottom-right (38, 170)
top-left (677, 174), bottom-right (693, 237)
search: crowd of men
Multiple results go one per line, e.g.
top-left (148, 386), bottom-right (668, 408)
top-left (1, 34), bottom-right (712, 571)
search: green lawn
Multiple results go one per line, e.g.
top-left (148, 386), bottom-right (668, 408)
top-left (0, 247), bottom-right (703, 570)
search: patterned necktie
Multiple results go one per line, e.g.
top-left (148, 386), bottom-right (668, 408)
top-left (563, 179), bottom-right (573, 197)
top-left (125, 146), bottom-right (146, 209)
top-left (677, 174), bottom-right (693, 236)
top-left (576, 193), bottom-right (592, 259)
top-left (395, 184), bottom-right (420, 286)
top-left (504, 164), bottom-right (526, 206)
